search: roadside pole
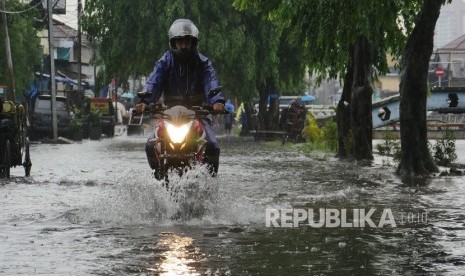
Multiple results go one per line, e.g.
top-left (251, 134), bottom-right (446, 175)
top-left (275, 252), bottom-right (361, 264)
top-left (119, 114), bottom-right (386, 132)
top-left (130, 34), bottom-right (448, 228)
top-left (48, 0), bottom-right (58, 140)
top-left (77, 0), bottom-right (82, 93)
top-left (435, 66), bottom-right (445, 88)
top-left (1, 0), bottom-right (16, 102)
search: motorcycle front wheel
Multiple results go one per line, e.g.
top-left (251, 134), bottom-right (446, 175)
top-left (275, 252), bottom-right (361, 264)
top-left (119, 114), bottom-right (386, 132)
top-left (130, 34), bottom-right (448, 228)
top-left (154, 167), bottom-right (166, 181)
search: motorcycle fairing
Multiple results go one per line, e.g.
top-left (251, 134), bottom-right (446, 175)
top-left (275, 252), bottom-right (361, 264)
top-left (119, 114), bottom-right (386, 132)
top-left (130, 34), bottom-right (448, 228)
top-left (148, 105), bottom-right (208, 174)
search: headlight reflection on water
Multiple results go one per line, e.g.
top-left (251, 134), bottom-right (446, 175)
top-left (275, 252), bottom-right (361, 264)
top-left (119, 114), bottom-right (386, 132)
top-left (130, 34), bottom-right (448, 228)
top-left (149, 233), bottom-right (203, 275)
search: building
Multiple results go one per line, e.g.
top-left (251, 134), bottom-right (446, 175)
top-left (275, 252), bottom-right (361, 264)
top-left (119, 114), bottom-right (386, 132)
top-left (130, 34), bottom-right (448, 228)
top-left (433, 33), bottom-right (465, 87)
top-left (434, 0), bottom-right (465, 48)
top-left (376, 0), bottom-right (465, 98)
top-left (37, 19), bottom-right (97, 95)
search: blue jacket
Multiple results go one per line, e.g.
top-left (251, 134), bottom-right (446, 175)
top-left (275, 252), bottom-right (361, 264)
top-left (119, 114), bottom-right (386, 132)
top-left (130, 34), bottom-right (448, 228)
top-left (142, 50), bottom-right (224, 107)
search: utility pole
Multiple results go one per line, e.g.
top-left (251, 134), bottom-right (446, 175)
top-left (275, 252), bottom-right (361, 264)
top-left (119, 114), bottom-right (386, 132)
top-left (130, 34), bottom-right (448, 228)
top-left (1, 0), bottom-right (16, 102)
top-left (77, 0), bottom-right (82, 93)
top-left (48, 0), bottom-right (58, 140)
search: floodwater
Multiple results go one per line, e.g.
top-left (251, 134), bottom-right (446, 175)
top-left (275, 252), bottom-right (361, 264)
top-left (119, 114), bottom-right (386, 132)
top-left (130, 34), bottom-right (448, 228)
top-left (1, 135), bottom-right (464, 275)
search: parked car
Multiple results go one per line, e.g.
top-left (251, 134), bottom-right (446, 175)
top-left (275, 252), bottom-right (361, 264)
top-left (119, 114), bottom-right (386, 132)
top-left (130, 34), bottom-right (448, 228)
top-left (29, 95), bottom-right (72, 140)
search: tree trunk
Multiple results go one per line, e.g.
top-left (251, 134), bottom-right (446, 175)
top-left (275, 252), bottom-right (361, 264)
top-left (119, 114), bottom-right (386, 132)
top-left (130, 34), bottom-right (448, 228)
top-left (244, 100), bottom-right (257, 134)
top-left (396, 0), bottom-right (443, 177)
top-left (351, 36), bottom-right (373, 160)
top-left (257, 88), bottom-right (267, 131)
top-left (336, 48), bottom-right (354, 158)
top-left (258, 79), bottom-right (279, 131)
top-left (266, 92), bottom-right (279, 131)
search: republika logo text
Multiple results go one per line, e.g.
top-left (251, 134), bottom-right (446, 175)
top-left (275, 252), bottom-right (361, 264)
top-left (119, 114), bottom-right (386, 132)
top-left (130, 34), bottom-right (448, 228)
top-left (266, 208), bottom-right (428, 228)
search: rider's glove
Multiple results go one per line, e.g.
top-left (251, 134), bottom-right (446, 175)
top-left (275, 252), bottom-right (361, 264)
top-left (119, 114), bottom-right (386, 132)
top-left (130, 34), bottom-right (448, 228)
top-left (213, 102), bottom-right (225, 113)
top-left (135, 103), bottom-right (147, 113)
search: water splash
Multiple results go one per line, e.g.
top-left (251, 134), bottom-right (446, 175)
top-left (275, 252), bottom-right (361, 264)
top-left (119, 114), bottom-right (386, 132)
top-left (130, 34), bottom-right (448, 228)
top-left (77, 164), bottom-right (262, 226)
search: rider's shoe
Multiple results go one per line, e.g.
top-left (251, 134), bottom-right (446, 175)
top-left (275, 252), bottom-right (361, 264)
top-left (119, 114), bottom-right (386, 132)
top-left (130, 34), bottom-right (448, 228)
top-left (207, 162), bottom-right (219, 177)
top-left (204, 143), bottom-right (220, 177)
top-left (154, 169), bottom-right (164, 181)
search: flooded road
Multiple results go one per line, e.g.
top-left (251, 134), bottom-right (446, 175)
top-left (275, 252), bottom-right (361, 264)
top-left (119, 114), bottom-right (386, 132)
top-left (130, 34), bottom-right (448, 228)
top-left (1, 136), bottom-right (464, 275)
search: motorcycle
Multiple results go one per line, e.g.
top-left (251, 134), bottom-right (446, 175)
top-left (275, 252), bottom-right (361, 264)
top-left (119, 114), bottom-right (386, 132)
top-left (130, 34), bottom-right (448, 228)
top-left (137, 88), bottom-right (226, 181)
top-left (0, 100), bottom-right (32, 178)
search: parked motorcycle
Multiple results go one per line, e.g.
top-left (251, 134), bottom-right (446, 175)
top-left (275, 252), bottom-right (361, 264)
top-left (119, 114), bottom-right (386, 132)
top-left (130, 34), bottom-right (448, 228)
top-left (136, 88), bottom-right (226, 181)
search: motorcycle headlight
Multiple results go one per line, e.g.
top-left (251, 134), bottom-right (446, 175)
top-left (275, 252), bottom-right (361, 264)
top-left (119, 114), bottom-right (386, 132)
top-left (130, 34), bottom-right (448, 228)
top-left (165, 121), bottom-right (193, 143)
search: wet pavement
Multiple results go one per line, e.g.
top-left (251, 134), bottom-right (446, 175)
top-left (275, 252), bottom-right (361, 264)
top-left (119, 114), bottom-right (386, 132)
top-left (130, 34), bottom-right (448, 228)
top-left (1, 135), bottom-right (465, 275)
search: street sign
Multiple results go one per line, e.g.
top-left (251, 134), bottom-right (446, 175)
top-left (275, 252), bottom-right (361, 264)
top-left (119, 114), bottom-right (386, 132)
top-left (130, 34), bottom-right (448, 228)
top-left (435, 66), bottom-right (445, 78)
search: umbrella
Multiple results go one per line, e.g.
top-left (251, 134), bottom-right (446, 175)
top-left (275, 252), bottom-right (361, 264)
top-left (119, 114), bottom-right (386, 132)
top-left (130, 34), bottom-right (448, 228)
top-left (301, 95), bottom-right (316, 102)
top-left (120, 92), bottom-right (134, 99)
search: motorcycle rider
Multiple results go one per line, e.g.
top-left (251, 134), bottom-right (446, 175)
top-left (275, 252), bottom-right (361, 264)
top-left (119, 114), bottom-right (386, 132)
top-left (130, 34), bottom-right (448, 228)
top-left (136, 18), bottom-right (225, 178)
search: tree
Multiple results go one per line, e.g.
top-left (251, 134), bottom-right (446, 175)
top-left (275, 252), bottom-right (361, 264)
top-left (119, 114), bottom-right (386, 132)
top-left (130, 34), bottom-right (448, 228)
top-left (82, 0), bottom-right (306, 133)
top-left (0, 0), bottom-right (40, 101)
top-left (396, 0), bottom-right (446, 177)
top-left (236, 0), bottom-right (452, 176)
top-left (235, 0), bottom-right (413, 159)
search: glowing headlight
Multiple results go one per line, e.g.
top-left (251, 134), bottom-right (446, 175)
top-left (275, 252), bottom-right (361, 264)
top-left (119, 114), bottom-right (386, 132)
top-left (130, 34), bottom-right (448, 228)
top-left (165, 121), bottom-right (193, 143)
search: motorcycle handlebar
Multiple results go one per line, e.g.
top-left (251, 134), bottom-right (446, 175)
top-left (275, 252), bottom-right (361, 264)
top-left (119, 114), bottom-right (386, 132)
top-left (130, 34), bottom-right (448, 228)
top-left (191, 105), bottom-right (229, 115)
top-left (132, 104), bottom-right (229, 115)
top-left (132, 103), bottom-right (164, 115)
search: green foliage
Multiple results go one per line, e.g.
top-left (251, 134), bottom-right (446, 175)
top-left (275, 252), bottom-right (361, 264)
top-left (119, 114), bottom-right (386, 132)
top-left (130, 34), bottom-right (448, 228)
top-left (83, 0), bottom-right (167, 83)
top-left (301, 113), bottom-right (337, 152)
top-left (82, 0), bottom-right (306, 103)
top-left (376, 131), bottom-right (401, 162)
top-left (233, 0), bottom-right (423, 83)
top-left (88, 108), bottom-right (101, 126)
top-left (433, 129), bottom-right (457, 167)
top-left (70, 107), bottom-right (85, 140)
top-left (0, 0), bottom-right (41, 100)
top-left (302, 113), bottom-right (322, 143)
top-left (71, 117), bottom-right (83, 128)
top-left (322, 120), bottom-right (338, 152)
top-left (237, 0), bottom-right (453, 173)
top-left (71, 107), bottom-right (85, 128)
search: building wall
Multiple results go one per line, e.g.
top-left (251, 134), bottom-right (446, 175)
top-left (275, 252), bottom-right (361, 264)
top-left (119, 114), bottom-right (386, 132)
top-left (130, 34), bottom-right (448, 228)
top-left (377, 76), bottom-right (399, 93)
top-left (435, 0), bottom-right (465, 48)
top-left (37, 26), bottom-right (96, 86)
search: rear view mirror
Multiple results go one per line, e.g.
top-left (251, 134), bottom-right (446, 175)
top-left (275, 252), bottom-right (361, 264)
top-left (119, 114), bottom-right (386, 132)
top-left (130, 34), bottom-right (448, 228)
top-left (208, 86), bottom-right (223, 99)
top-left (137, 91), bottom-right (151, 99)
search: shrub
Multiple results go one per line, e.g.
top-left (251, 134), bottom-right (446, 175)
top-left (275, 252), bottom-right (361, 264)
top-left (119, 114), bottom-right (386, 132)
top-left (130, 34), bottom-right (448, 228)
top-left (301, 113), bottom-right (322, 143)
top-left (322, 120), bottom-right (338, 151)
top-left (300, 114), bottom-right (338, 152)
top-left (376, 131), bottom-right (401, 162)
top-left (433, 129), bottom-right (457, 166)
top-left (88, 108), bottom-right (101, 127)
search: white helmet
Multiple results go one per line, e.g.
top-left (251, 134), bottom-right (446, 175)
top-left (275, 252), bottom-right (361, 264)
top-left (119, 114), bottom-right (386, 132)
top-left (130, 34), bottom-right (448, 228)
top-left (168, 19), bottom-right (199, 50)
